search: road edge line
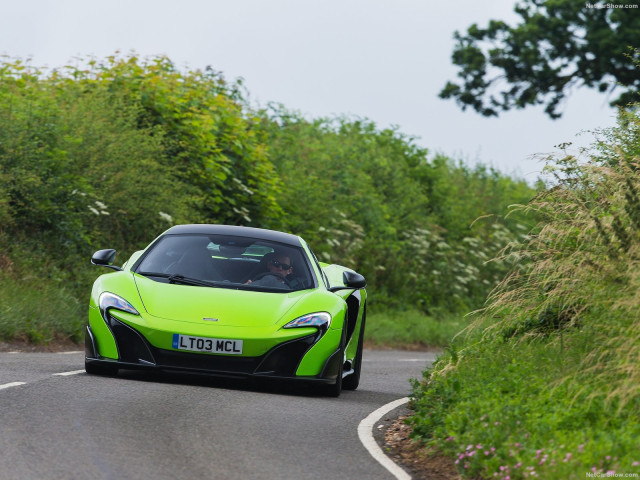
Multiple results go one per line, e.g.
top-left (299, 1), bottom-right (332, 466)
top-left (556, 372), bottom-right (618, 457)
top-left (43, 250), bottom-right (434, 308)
top-left (52, 370), bottom-right (85, 376)
top-left (357, 397), bottom-right (412, 480)
top-left (0, 382), bottom-right (27, 390)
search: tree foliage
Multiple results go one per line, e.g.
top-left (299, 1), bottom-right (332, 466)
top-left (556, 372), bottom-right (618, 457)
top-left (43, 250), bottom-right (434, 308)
top-left (0, 53), bottom-right (537, 338)
top-left (261, 107), bottom-right (536, 312)
top-left (440, 0), bottom-right (640, 118)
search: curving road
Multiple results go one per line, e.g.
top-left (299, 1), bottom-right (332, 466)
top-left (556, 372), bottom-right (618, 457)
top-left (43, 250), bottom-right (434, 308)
top-left (0, 349), bottom-right (435, 480)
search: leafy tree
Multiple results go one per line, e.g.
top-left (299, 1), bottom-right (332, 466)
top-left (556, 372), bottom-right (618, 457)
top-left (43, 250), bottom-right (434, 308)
top-left (261, 107), bottom-right (536, 312)
top-left (0, 59), bottom-right (182, 254)
top-left (68, 55), bottom-right (282, 226)
top-left (440, 0), bottom-right (640, 118)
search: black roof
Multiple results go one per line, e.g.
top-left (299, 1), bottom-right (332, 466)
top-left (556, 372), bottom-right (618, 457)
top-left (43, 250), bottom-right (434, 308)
top-left (163, 224), bottom-right (303, 247)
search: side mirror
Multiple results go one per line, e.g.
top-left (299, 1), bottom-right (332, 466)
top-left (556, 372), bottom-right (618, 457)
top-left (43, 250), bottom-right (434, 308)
top-left (91, 249), bottom-right (123, 271)
top-left (343, 270), bottom-right (366, 288)
top-left (328, 270), bottom-right (366, 292)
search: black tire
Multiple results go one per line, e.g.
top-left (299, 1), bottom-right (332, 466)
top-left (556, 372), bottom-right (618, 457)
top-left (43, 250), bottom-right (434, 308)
top-left (85, 360), bottom-right (118, 376)
top-left (343, 307), bottom-right (365, 391)
top-left (324, 353), bottom-right (343, 397)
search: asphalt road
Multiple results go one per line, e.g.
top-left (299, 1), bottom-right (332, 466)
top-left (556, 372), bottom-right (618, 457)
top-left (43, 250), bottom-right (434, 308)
top-left (0, 349), bottom-right (435, 480)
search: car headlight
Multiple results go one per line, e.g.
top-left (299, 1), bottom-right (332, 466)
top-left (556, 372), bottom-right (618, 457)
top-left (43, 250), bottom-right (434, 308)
top-left (99, 292), bottom-right (140, 320)
top-left (283, 312), bottom-right (331, 334)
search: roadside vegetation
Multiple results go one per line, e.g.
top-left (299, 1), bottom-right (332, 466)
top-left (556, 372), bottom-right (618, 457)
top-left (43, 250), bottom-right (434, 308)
top-left (2, 46), bottom-right (639, 479)
top-left (0, 53), bottom-right (535, 347)
top-left (410, 107), bottom-right (640, 479)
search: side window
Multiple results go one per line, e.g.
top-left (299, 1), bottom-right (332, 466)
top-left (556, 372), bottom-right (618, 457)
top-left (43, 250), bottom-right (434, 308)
top-left (310, 249), bottom-right (329, 288)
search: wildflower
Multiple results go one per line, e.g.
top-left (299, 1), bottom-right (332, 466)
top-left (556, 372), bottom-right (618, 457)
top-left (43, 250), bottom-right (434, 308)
top-left (515, 462), bottom-right (522, 468)
top-left (467, 445), bottom-right (474, 451)
top-left (606, 471), bottom-right (616, 476)
top-left (446, 436), bottom-right (454, 442)
top-left (632, 461), bottom-right (639, 467)
top-left (515, 443), bottom-right (520, 448)
top-left (159, 211), bottom-right (173, 223)
top-left (578, 445), bottom-right (584, 452)
top-left (476, 444), bottom-right (483, 449)
top-left (464, 462), bottom-right (470, 469)
top-left (564, 453), bottom-right (572, 462)
top-left (485, 451), bottom-right (491, 456)
top-left (491, 447), bottom-right (496, 452)
top-left (95, 201), bottom-right (107, 210)
top-left (459, 454), bottom-right (465, 460)
top-left (89, 206), bottom-right (100, 215)
top-left (495, 422), bottom-right (500, 426)
top-left (606, 456), bottom-right (611, 461)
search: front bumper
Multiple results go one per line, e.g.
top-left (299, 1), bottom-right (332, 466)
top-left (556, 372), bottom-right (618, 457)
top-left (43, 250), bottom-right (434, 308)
top-left (85, 314), bottom-right (343, 384)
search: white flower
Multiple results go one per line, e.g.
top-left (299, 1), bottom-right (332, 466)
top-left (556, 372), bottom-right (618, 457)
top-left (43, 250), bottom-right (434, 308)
top-left (159, 211), bottom-right (173, 223)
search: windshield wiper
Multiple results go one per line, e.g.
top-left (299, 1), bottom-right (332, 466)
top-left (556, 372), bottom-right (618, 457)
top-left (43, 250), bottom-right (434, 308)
top-left (137, 271), bottom-right (215, 287)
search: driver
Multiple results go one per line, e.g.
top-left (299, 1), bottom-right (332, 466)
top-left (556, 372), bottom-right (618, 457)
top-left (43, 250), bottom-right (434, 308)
top-left (246, 253), bottom-right (293, 288)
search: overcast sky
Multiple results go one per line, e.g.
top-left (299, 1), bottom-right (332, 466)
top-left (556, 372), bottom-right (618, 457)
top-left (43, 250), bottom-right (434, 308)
top-left (1, 0), bottom-right (619, 182)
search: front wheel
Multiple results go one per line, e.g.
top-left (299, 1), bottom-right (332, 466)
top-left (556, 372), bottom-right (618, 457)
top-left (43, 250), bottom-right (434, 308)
top-left (343, 308), bottom-right (365, 391)
top-left (323, 355), bottom-right (343, 397)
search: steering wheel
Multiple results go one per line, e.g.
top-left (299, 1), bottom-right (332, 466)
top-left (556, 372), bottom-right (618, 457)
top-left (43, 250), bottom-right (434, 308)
top-left (250, 271), bottom-right (292, 287)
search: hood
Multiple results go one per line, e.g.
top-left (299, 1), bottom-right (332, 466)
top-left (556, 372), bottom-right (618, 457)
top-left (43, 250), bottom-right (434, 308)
top-left (133, 275), bottom-right (307, 327)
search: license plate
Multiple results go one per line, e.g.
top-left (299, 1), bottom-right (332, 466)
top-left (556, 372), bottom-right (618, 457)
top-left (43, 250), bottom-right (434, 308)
top-left (172, 334), bottom-right (243, 355)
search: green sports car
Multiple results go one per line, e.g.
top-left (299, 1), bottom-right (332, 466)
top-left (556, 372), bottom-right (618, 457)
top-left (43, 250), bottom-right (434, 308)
top-left (86, 224), bottom-right (367, 396)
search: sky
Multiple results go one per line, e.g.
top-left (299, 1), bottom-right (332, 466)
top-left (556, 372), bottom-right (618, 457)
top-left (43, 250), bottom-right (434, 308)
top-left (0, 0), bottom-right (620, 182)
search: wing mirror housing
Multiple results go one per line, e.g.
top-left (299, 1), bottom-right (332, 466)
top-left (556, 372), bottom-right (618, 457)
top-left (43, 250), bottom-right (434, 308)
top-left (91, 249), bottom-right (123, 271)
top-left (328, 271), bottom-right (366, 292)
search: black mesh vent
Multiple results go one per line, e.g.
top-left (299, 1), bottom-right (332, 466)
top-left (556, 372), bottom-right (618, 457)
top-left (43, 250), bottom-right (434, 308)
top-left (254, 333), bottom-right (318, 376)
top-left (108, 316), bottom-right (156, 364)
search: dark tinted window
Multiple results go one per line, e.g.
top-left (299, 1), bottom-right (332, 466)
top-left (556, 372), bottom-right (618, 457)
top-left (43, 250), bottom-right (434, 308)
top-left (135, 234), bottom-right (315, 292)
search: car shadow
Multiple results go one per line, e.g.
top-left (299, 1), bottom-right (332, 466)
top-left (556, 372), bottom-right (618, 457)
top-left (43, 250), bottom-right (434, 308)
top-left (113, 368), bottom-right (343, 398)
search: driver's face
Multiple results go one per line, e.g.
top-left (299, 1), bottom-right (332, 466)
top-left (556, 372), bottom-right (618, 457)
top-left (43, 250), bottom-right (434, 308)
top-left (268, 256), bottom-right (293, 275)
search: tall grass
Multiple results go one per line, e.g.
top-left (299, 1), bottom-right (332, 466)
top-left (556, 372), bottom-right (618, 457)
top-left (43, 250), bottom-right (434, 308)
top-left (366, 309), bottom-right (466, 349)
top-left (410, 107), bottom-right (640, 479)
top-left (0, 273), bottom-right (85, 344)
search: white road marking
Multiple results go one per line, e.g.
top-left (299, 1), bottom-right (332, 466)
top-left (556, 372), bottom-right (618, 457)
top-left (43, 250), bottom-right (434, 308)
top-left (0, 382), bottom-right (26, 390)
top-left (52, 370), bottom-right (85, 376)
top-left (56, 351), bottom-right (83, 354)
top-left (357, 397), bottom-right (412, 480)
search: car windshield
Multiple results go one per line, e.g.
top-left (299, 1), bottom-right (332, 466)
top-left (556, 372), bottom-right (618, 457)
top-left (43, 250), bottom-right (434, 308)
top-left (134, 234), bottom-right (315, 292)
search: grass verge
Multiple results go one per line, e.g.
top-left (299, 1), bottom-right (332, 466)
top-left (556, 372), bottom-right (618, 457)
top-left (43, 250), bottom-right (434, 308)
top-left (0, 274), bottom-right (85, 344)
top-left (366, 309), bottom-right (467, 349)
top-left (409, 324), bottom-right (640, 479)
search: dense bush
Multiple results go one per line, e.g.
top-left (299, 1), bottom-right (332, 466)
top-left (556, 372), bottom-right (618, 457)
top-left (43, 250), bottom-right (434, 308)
top-left (261, 108), bottom-right (535, 313)
top-left (0, 53), bottom-right (536, 343)
top-left (410, 107), bottom-right (640, 479)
